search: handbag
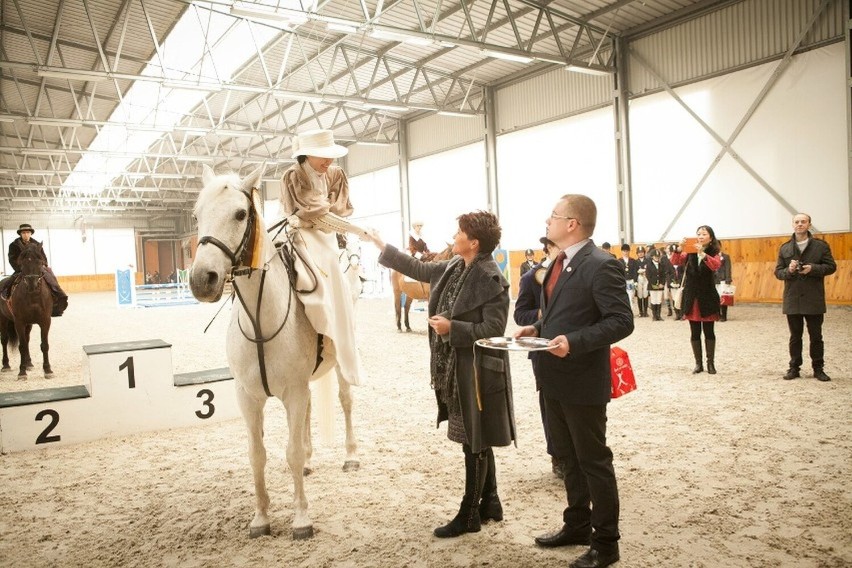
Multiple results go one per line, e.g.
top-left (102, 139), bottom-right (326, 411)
top-left (719, 283), bottom-right (736, 306)
top-left (610, 346), bottom-right (636, 399)
top-left (671, 271), bottom-right (687, 310)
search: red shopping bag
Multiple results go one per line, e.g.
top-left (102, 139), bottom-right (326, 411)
top-left (720, 293), bottom-right (734, 306)
top-left (610, 347), bottom-right (636, 399)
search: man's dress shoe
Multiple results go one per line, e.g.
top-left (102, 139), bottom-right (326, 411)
top-left (569, 548), bottom-right (620, 568)
top-left (534, 525), bottom-right (590, 548)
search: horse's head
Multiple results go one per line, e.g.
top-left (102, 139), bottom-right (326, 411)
top-left (189, 164), bottom-right (263, 302)
top-left (18, 243), bottom-right (46, 292)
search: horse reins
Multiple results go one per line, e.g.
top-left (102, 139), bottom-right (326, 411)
top-left (196, 188), bottom-right (294, 398)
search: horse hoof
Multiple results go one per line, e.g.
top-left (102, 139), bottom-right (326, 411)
top-left (303, 466), bottom-right (313, 476)
top-left (44, 372), bottom-right (54, 379)
top-left (25, 363), bottom-right (34, 370)
top-left (249, 524), bottom-right (271, 539)
top-left (1, 366), bottom-right (10, 372)
top-left (292, 525), bottom-right (314, 540)
top-left (342, 460), bottom-right (360, 472)
top-left (405, 328), bottom-right (412, 333)
top-left (16, 375), bottom-right (27, 381)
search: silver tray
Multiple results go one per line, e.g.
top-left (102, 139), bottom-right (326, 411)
top-left (475, 337), bottom-right (556, 352)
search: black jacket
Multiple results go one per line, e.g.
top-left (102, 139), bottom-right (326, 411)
top-left (379, 244), bottom-right (515, 453)
top-left (8, 237), bottom-right (47, 273)
top-left (680, 244), bottom-right (721, 318)
top-left (774, 233), bottom-right (836, 315)
top-left (533, 241), bottom-right (634, 405)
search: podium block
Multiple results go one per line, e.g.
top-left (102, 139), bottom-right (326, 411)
top-left (0, 339), bottom-right (240, 453)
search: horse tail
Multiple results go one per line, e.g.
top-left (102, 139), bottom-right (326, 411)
top-left (3, 319), bottom-right (18, 349)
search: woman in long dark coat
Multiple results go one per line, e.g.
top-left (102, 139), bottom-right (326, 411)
top-left (671, 225), bottom-right (722, 374)
top-left (366, 211), bottom-right (515, 538)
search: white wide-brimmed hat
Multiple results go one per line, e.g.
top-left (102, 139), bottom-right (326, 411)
top-left (292, 129), bottom-right (348, 159)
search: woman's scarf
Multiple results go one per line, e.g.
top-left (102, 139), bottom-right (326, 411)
top-left (429, 252), bottom-right (488, 414)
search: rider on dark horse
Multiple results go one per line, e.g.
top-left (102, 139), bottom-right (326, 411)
top-left (1, 223), bottom-right (69, 317)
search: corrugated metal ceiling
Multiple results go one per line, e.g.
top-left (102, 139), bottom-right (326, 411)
top-left (0, 0), bottom-right (786, 226)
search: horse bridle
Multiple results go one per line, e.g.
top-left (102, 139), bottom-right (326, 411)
top-left (196, 189), bottom-right (257, 280)
top-left (196, 187), bottom-right (291, 398)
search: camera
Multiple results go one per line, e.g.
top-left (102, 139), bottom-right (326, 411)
top-left (793, 262), bottom-right (805, 273)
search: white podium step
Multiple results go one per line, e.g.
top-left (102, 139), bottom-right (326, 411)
top-left (0, 339), bottom-right (239, 453)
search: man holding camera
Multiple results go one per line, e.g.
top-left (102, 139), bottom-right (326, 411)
top-left (774, 213), bottom-right (836, 381)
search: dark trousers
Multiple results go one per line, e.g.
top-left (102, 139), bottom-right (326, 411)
top-left (538, 390), bottom-right (553, 455)
top-left (544, 397), bottom-right (620, 553)
top-left (786, 314), bottom-right (824, 370)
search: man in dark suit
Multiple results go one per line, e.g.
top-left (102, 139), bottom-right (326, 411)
top-left (515, 194), bottom-right (634, 568)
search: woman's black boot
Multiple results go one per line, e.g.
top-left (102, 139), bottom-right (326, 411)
top-left (479, 448), bottom-right (503, 522)
top-left (434, 447), bottom-right (485, 538)
top-left (706, 339), bottom-right (716, 374)
top-left (691, 340), bottom-right (704, 373)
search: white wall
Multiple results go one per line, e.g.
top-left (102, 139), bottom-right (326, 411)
top-left (2, 227), bottom-right (137, 276)
top-left (630, 42), bottom-right (847, 242)
top-left (408, 143), bottom-right (489, 249)
top-left (496, 107), bottom-right (619, 250)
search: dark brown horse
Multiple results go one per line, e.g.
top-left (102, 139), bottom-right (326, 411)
top-left (0, 242), bottom-right (54, 379)
top-left (390, 244), bottom-right (454, 332)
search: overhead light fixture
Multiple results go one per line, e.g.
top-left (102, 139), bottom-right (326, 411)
top-left (215, 129), bottom-right (276, 138)
top-left (327, 22), bottom-right (358, 34)
top-left (37, 67), bottom-right (108, 82)
top-left (480, 49), bottom-right (534, 64)
top-left (273, 90), bottom-right (324, 103)
top-left (18, 170), bottom-right (58, 176)
top-left (230, 2), bottom-right (308, 25)
top-left (369, 28), bottom-right (433, 46)
top-left (0, 114), bottom-right (17, 123)
top-left (147, 173), bottom-right (184, 179)
top-left (21, 148), bottom-right (66, 156)
top-left (163, 80), bottom-right (223, 92)
top-left (361, 100), bottom-right (410, 112)
top-left (176, 155), bottom-right (214, 162)
top-left (174, 126), bottom-right (210, 136)
top-left (355, 141), bottom-right (395, 147)
top-left (565, 64), bottom-right (612, 76)
top-left (27, 117), bottom-right (84, 128)
top-left (162, 198), bottom-right (187, 203)
top-left (437, 110), bottom-right (478, 118)
top-left (126, 124), bottom-right (173, 133)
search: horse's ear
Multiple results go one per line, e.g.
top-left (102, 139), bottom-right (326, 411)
top-left (241, 167), bottom-right (263, 194)
top-left (201, 164), bottom-right (215, 186)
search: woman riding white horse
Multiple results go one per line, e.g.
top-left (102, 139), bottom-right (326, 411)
top-left (280, 130), bottom-right (363, 387)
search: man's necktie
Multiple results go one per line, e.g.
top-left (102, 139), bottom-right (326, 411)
top-left (545, 251), bottom-right (566, 301)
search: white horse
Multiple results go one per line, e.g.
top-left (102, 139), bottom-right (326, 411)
top-left (189, 165), bottom-right (358, 540)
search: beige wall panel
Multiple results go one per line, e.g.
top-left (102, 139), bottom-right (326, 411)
top-left (407, 114), bottom-right (485, 160)
top-left (629, 0), bottom-right (845, 95)
top-left (346, 143), bottom-right (400, 178)
top-left (495, 67), bottom-right (612, 135)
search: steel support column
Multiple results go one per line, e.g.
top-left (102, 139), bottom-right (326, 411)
top-left (612, 36), bottom-right (633, 245)
top-left (484, 86), bottom-right (500, 214)
top-left (397, 119), bottom-right (412, 243)
top-left (845, 0), bottom-right (851, 227)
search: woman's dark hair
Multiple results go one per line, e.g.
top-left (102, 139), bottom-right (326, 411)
top-left (458, 210), bottom-right (501, 254)
top-left (296, 155), bottom-right (307, 164)
top-left (697, 225), bottom-right (721, 253)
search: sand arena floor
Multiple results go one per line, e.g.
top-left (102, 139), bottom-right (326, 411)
top-left (0, 291), bottom-right (850, 567)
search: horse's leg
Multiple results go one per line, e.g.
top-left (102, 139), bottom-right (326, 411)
top-left (284, 383), bottom-right (313, 539)
top-left (302, 394), bottom-right (313, 476)
top-left (23, 324), bottom-right (34, 369)
top-left (337, 371), bottom-right (360, 472)
top-left (394, 288), bottom-right (402, 331)
top-left (1, 325), bottom-right (9, 372)
top-left (404, 296), bottom-right (413, 332)
top-left (236, 384), bottom-right (271, 539)
top-left (16, 322), bottom-right (28, 379)
top-left (40, 321), bottom-right (53, 378)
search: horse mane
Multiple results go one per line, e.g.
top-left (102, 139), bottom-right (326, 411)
top-left (194, 171), bottom-right (244, 215)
